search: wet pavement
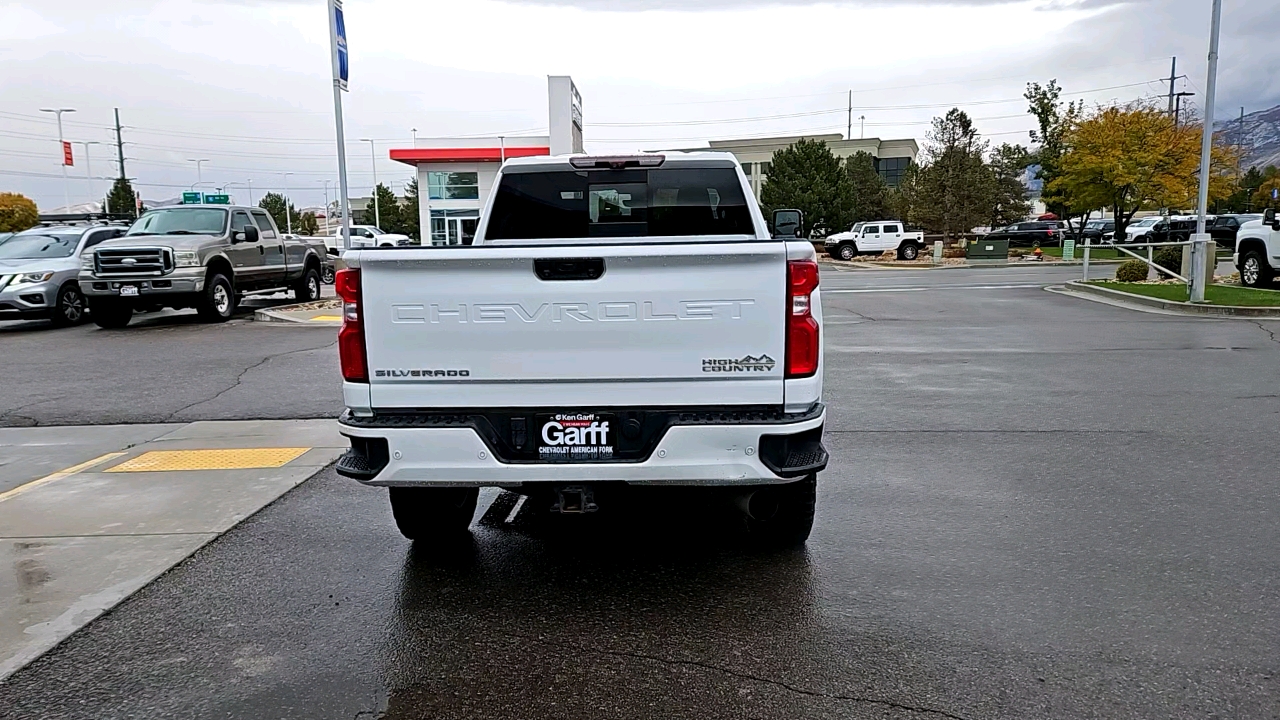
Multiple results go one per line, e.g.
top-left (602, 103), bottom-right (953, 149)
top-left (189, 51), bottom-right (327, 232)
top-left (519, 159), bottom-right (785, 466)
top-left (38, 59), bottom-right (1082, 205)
top-left (2, 264), bottom-right (1280, 718)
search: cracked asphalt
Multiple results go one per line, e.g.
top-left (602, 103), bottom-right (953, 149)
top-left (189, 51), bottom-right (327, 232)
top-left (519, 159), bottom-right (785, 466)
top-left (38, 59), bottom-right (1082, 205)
top-left (3, 264), bottom-right (1280, 718)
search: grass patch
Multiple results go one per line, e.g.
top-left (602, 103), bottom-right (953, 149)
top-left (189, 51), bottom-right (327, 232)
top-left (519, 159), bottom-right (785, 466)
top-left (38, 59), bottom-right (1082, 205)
top-left (1091, 282), bottom-right (1280, 306)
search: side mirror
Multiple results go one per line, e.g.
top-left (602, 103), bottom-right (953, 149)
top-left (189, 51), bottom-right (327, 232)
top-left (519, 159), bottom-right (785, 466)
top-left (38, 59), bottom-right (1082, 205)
top-left (1265, 208), bottom-right (1277, 229)
top-left (243, 225), bottom-right (260, 243)
top-left (772, 209), bottom-right (803, 239)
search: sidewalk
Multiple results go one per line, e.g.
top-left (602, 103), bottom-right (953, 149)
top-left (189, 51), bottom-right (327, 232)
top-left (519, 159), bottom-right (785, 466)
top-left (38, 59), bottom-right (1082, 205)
top-left (0, 419), bottom-right (345, 680)
top-left (254, 299), bottom-right (343, 326)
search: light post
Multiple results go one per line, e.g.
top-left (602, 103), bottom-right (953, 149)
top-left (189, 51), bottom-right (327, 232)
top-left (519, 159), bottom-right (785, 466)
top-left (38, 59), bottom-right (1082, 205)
top-left (223, 181), bottom-right (252, 205)
top-left (39, 107), bottom-right (75, 212)
top-left (187, 158), bottom-right (210, 188)
top-left (411, 128), bottom-right (418, 145)
top-left (281, 172), bottom-right (295, 234)
top-left (189, 180), bottom-right (215, 193)
top-left (1190, 0), bottom-right (1224, 304)
top-left (360, 138), bottom-right (380, 228)
top-left (319, 180), bottom-right (333, 233)
top-left (75, 140), bottom-right (101, 206)
top-left (860, 115), bottom-right (866, 139)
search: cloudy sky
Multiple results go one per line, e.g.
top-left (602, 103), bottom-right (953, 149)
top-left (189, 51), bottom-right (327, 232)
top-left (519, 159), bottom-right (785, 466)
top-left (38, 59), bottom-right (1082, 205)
top-left (1, 0), bottom-right (1274, 211)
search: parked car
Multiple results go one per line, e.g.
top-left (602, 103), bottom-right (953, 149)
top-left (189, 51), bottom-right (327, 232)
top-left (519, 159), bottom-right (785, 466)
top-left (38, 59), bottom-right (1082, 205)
top-left (335, 152), bottom-right (827, 547)
top-left (79, 205), bottom-right (329, 328)
top-left (0, 223), bottom-right (126, 326)
top-left (328, 224), bottom-right (412, 249)
top-left (1234, 209), bottom-right (1280, 288)
top-left (1209, 214), bottom-right (1263, 250)
top-left (0, 232), bottom-right (13, 246)
top-left (1077, 218), bottom-right (1114, 245)
top-left (986, 221), bottom-right (1064, 247)
top-left (1105, 216), bottom-right (1163, 243)
top-left (824, 220), bottom-right (925, 260)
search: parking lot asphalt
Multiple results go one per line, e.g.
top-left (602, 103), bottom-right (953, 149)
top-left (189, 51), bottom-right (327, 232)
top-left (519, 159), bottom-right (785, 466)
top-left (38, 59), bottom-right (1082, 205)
top-left (3, 263), bottom-right (1280, 718)
top-left (0, 294), bottom-right (342, 428)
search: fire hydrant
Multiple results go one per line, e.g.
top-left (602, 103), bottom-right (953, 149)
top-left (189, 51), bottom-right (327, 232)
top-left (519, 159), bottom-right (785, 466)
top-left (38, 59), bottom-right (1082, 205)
top-left (1033, 247), bottom-right (1043, 259)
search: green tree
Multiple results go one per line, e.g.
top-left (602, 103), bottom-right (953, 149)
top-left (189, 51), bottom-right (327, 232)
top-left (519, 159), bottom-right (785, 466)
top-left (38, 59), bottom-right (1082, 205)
top-left (258, 192), bottom-right (300, 233)
top-left (760, 138), bottom-right (854, 236)
top-left (0, 192), bottom-right (39, 232)
top-left (105, 178), bottom-right (140, 219)
top-left (912, 109), bottom-right (997, 237)
top-left (988, 143), bottom-right (1032, 227)
top-left (298, 211), bottom-right (319, 236)
top-left (365, 183), bottom-right (401, 232)
top-left (397, 178), bottom-right (420, 239)
top-left (1025, 80), bottom-right (1084, 226)
top-left (845, 151), bottom-right (889, 223)
top-left (1053, 102), bottom-right (1236, 239)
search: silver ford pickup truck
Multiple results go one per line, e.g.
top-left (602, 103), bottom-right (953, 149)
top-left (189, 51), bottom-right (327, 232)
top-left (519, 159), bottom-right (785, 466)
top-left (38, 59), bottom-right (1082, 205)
top-left (79, 205), bottom-right (329, 328)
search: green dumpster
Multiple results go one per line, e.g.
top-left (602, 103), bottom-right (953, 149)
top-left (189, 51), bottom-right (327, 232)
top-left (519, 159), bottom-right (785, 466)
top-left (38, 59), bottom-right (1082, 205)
top-left (967, 237), bottom-right (1009, 261)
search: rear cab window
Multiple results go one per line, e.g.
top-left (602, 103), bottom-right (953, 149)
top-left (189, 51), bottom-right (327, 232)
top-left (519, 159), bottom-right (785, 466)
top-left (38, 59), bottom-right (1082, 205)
top-left (250, 210), bottom-right (278, 239)
top-left (484, 161), bottom-right (755, 241)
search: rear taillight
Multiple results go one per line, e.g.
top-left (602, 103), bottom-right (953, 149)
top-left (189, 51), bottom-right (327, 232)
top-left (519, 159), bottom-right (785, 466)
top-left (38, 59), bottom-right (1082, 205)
top-left (335, 268), bottom-right (367, 383)
top-left (785, 259), bottom-right (820, 378)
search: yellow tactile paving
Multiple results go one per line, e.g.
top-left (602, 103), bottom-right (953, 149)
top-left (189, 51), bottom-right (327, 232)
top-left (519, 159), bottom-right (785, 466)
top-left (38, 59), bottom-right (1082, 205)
top-left (308, 315), bottom-right (342, 322)
top-left (105, 448), bottom-right (312, 473)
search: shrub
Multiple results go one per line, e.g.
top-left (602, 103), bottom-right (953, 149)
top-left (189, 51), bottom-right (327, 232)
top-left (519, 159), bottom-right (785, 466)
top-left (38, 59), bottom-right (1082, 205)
top-left (1153, 247), bottom-right (1182, 277)
top-left (0, 192), bottom-right (38, 232)
top-left (1115, 259), bottom-right (1149, 282)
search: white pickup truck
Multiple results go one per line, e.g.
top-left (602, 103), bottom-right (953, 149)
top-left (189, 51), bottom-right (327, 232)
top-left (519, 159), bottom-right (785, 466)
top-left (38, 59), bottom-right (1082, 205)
top-left (824, 220), bottom-right (924, 261)
top-left (334, 153), bottom-right (827, 547)
top-left (1235, 208), bottom-right (1280, 288)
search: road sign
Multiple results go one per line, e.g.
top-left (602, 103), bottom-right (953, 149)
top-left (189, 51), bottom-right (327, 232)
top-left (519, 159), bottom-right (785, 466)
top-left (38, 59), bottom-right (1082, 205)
top-left (330, 0), bottom-right (348, 92)
top-left (1063, 237), bottom-right (1075, 262)
top-left (182, 191), bottom-right (203, 204)
top-left (203, 194), bottom-right (230, 205)
top-left (62, 141), bottom-right (73, 167)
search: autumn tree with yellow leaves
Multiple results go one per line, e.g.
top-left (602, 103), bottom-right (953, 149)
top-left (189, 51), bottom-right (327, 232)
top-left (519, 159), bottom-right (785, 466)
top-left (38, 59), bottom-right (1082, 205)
top-left (1052, 102), bottom-right (1236, 240)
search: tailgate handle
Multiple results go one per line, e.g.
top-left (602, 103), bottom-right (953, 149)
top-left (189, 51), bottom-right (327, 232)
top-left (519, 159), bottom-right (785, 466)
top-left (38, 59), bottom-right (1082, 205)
top-left (534, 258), bottom-right (605, 281)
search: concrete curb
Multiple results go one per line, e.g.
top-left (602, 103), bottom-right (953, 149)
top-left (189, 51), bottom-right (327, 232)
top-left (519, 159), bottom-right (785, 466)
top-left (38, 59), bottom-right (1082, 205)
top-left (253, 301), bottom-right (342, 326)
top-left (819, 258), bottom-right (1126, 271)
top-left (1061, 280), bottom-right (1280, 318)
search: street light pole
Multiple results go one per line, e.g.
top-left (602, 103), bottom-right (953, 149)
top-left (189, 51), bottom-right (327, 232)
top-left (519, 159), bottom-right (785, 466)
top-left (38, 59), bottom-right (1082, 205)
top-left (1190, 0), bottom-right (1223, 304)
top-left (320, 180), bottom-right (332, 233)
top-left (40, 107), bottom-right (75, 212)
top-left (282, 172), bottom-right (295, 234)
top-left (187, 159), bottom-right (210, 189)
top-left (860, 115), bottom-right (866, 139)
top-left (360, 138), bottom-right (380, 229)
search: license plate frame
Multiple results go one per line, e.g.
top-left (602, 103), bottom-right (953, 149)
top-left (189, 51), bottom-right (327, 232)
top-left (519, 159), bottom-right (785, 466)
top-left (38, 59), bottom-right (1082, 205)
top-left (118, 285), bottom-right (140, 297)
top-left (535, 411), bottom-right (617, 463)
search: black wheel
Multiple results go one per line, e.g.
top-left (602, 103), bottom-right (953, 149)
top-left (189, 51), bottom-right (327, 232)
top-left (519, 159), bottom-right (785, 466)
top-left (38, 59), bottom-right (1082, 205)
top-left (1240, 250), bottom-right (1273, 288)
top-left (196, 273), bottom-right (236, 322)
top-left (737, 475), bottom-right (816, 549)
top-left (293, 266), bottom-right (322, 302)
top-left (838, 243), bottom-right (857, 261)
top-left (50, 284), bottom-right (87, 327)
top-left (899, 243), bottom-right (920, 261)
top-left (389, 487), bottom-right (479, 540)
top-left (321, 265), bottom-right (336, 284)
top-left (90, 300), bottom-right (133, 329)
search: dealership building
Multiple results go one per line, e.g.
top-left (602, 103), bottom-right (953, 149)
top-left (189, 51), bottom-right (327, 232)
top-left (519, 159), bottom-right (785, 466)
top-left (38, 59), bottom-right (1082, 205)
top-left (388, 78), bottom-right (918, 244)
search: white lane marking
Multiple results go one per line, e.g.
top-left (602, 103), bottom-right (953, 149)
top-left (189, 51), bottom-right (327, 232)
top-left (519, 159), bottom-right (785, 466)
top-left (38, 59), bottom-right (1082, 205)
top-left (825, 283), bottom-right (1044, 294)
top-left (505, 495), bottom-right (526, 524)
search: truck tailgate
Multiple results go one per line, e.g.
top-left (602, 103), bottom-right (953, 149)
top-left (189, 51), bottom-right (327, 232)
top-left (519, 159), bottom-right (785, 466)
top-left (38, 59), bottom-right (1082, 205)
top-left (358, 242), bottom-right (786, 408)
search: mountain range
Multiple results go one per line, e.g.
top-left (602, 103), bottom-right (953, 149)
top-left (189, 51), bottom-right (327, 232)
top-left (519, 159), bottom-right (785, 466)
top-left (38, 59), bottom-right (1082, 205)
top-left (1216, 105), bottom-right (1280, 171)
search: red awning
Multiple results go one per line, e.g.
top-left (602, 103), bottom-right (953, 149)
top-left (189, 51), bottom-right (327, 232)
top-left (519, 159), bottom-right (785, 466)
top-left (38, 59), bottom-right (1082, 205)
top-left (389, 146), bottom-right (550, 165)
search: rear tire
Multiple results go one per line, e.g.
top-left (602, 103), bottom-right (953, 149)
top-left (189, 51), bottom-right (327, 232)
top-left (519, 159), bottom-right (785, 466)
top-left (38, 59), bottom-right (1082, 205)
top-left (50, 284), bottom-right (87, 327)
top-left (899, 243), bottom-right (920, 261)
top-left (1240, 250), bottom-right (1273, 288)
top-left (738, 475), bottom-right (816, 549)
top-left (838, 243), bottom-right (857, 261)
top-left (90, 300), bottom-right (133, 329)
top-left (293, 266), bottom-right (322, 302)
top-left (196, 273), bottom-right (236, 322)
top-left (389, 487), bottom-right (479, 540)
